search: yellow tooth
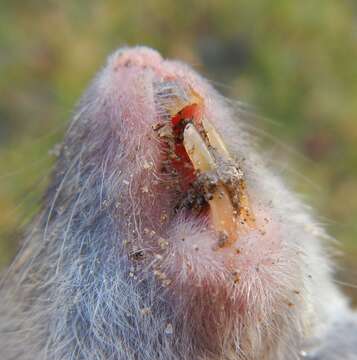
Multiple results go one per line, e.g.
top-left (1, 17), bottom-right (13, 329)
top-left (201, 117), bottom-right (230, 159)
top-left (209, 187), bottom-right (237, 246)
top-left (183, 123), bottom-right (237, 245)
top-left (183, 123), bottom-right (216, 173)
top-left (202, 117), bottom-right (256, 228)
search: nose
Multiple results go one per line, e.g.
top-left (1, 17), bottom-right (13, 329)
top-left (111, 46), bottom-right (164, 71)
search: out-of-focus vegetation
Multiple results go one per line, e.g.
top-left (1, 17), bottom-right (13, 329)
top-left (1, 1), bottom-right (356, 302)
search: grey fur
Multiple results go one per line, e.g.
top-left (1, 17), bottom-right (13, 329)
top-left (302, 314), bottom-right (357, 359)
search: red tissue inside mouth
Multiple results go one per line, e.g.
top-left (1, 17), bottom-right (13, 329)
top-left (170, 104), bottom-right (202, 189)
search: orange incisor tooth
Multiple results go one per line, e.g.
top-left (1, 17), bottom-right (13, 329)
top-left (183, 123), bottom-right (237, 246)
top-left (201, 117), bottom-right (230, 159)
top-left (202, 117), bottom-right (256, 229)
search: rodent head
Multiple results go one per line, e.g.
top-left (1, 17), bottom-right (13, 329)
top-left (11, 46), bottom-right (339, 360)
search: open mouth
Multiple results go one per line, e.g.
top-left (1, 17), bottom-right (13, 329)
top-left (153, 81), bottom-right (255, 248)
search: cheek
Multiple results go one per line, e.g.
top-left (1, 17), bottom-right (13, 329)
top-left (157, 205), bottom-right (298, 301)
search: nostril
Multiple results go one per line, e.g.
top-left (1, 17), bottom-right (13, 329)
top-left (111, 46), bottom-right (163, 71)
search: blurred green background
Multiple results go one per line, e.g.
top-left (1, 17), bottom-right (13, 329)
top-left (0, 1), bottom-right (356, 303)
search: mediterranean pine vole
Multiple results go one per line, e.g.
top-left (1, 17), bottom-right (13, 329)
top-left (0, 46), bottom-right (356, 360)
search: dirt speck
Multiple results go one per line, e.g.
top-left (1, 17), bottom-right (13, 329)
top-left (158, 237), bottom-right (169, 249)
top-left (217, 231), bottom-right (229, 247)
top-left (164, 323), bottom-right (174, 335)
top-left (140, 307), bottom-right (152, 316)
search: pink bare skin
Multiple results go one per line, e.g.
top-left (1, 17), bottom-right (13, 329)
top-left (0, 46), bottom-right (356, 360)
